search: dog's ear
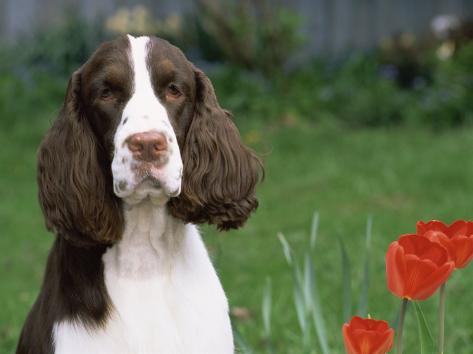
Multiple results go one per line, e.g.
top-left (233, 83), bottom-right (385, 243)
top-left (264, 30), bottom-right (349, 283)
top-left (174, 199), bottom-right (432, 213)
top-left (168, 68), bottom-right (263, 230)
top-left (37, 70), bottom-right (123, 247)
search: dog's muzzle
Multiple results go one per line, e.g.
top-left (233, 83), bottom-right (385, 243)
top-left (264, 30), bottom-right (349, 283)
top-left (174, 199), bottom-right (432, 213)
top-left (111, 123), bottom-right (183, 204)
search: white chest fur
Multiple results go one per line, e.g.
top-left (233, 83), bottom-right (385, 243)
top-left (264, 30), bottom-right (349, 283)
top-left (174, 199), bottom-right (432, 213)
top-left (53, 201), bottom-right (234, 354)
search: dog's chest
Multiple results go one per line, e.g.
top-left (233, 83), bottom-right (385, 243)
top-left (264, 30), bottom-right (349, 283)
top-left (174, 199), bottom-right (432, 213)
top-left (53, 222), bottom-right (233, 354)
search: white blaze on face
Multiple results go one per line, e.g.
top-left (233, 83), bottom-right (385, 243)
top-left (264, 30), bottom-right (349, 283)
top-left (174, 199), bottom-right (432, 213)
top-left (111, 35), bottom-right (183, 204)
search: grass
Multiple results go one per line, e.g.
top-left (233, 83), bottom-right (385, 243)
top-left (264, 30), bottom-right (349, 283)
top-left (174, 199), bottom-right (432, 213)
top-left (206, 124), bottom-right (473, 353)
top-left (2, 106), bottom-right (473, 353)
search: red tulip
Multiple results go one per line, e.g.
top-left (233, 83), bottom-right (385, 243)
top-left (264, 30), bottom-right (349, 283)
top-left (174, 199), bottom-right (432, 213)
top-left (386, 234), bottom-right (454, 300)
top-left (417, 220), bottom-right (473, 268)
top-left (342, 316), bottom-right (394, 354)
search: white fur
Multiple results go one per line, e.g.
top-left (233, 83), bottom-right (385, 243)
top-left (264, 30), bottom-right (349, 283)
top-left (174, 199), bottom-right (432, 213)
top-left (53, 35), bottom-right (234, 354)
top-left (111, 35), bottom-right (183, 201)
top-left (54, 198), bottom-right (234, 354)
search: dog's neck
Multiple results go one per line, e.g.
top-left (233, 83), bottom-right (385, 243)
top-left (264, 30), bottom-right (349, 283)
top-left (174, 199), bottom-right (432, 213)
top-left (105, 198), bottom-right (186, 278)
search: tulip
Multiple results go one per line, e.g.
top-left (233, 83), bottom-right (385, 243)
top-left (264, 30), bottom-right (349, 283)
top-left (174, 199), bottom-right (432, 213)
top-left (417, 220), bottom-right (473, 269)
top-left (342, 316), bottom-right (394, 354)
top-left (416, 219), bottom-right (473, 354)
top-left (386, 233), bottom-right (455, 354)
top-left (386, 234), bottom-right (454, 300)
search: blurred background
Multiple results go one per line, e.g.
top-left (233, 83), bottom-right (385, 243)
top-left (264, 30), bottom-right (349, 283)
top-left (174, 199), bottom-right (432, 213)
top-left (1, 0), bottom-right (473, 353)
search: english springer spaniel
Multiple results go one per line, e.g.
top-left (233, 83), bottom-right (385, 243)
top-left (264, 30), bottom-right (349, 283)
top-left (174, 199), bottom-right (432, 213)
top-left (17, 35), bottom-right (262, 354)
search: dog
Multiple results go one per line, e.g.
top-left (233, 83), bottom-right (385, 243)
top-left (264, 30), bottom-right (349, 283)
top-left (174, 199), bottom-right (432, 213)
top-left (16, 35), bottom-right (262, 354)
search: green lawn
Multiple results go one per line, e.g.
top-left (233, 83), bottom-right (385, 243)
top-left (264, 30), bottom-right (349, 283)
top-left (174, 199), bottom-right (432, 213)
top-left (2, 114), bottom-right (473, 353)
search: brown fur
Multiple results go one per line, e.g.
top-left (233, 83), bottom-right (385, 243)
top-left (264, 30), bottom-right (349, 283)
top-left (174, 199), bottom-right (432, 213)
top-left (17, 36), bottom-right (134, 354)
top-left (37, 70), bottom-right (124, 247)
top-left (168, 69), bottom-right (263, 230)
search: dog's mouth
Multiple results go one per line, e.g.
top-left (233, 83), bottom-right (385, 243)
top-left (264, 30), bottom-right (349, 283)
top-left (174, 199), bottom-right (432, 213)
top-left (113, 161), bottom-right (182, 204)
top-left (133, 161), bottom-right (168, 183)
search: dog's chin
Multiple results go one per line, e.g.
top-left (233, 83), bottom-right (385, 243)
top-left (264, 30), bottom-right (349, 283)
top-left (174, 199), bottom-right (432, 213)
top-left (114, 176), bottom-right (181, 207)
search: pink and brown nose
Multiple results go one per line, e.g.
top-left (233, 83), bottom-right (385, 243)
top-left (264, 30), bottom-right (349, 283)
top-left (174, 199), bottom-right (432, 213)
top-left (126, 131), bottom-right (168, 162)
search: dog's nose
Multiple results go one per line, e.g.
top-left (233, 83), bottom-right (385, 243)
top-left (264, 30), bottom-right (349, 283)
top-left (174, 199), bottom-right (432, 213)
top-left (126, 132), bottom-right (168, 162)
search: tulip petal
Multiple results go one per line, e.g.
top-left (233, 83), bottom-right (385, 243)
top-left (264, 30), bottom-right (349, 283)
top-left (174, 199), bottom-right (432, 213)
top-left (403, 257), bottom-right (438, 299)
top-left (343, 323), bottom-right (359, 354)
top-left (466, 221), bottom-right (473, 236)
top-left (354, 330), bottom-right (379, 354)
top-left (417, 220), bottom-right (448, 236)
top-left (370, 328), bottom-right (395, 354)
top-left (422, 231), bottom-right (455, 263)
top-left (416, 235), bottom-right (450, 265)
top-left (399, 234), bottom-right (441, 258)
top-left (372, 320), bottom-right (389, 332)
top-left (412, 261), bottom-right (454, 300)
top-left (452, 237), bottom-right (473, 268)
top-left (416, 220), bottom-right (427, 235)
top-left (350, 316), bottom-right (367, 328)
top-left (398, 234), bottom-right (422, 254)
top-left (386, 242), bottom-right (407, 298)
top-left (448, 220), bottom-right (469, 238)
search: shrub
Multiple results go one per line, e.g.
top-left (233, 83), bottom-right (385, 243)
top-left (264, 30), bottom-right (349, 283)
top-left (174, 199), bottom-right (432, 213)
top-left (8, 12), bottom-right (110, 78)
top-left (409, 42), bottom-right (473, 128)
top-left (195, 0), bottom-right (305, 77)
top-left (1, 11), bottom-right (473, 131)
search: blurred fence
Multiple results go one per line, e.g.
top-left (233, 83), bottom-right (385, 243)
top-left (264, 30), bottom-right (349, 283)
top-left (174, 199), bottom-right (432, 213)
top-left (2, 0), bottom-right (473, 55)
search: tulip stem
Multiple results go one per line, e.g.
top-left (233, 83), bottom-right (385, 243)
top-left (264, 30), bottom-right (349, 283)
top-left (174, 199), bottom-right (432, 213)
top-left (396, 298), bottom-right (409, 354)
top-left (438, 283), bottom-right (447, 354)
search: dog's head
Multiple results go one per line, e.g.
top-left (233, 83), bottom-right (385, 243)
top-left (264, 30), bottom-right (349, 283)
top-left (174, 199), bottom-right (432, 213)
top-left (37, 35), bottom-right (263, 247)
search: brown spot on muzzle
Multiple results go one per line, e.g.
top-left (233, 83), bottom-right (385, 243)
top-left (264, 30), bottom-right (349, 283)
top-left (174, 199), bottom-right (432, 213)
top-left (118, 180), bottom-right (127, 191)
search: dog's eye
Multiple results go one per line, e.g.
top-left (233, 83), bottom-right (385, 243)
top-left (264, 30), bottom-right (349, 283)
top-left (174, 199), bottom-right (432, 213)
top-left (100, 88), bottom-right (114, 101)
top-left (166, 84), bottom-right (182, 100)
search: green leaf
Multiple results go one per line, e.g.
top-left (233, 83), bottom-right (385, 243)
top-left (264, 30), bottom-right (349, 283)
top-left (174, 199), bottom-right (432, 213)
top-left (303, 253), bottom-right (314, 309)
top-left (358, 215), bottom-right (372, 317)
top-left (262, 277), bottom-right (272, 338)
top-left (277, 232), bottom-right (293, 265)
top-left (293, 261), bottom-right (307, 334)
top-left (391, 300), bottom-right (410, 331)
top-left (339, 238), bottom-right (352, 322)
top-left (233, 326), bottom-right (253, 354)
top-left (278, 233), bottom-right (309, 339)
top-left (413, 301), bottom-right (435, 354)
top-left (310, 212), bottom-right (319, 250)
top-left (306, 254), bottom-right (330, 354)
top-left (262, 277), bottom-right (274, 354)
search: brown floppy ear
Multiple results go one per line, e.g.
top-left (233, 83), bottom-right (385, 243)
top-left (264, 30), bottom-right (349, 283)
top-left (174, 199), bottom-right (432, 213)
top-left (168, 69), bottom-right (263, 230)
top-left (37, 70), bottom-right (123, 247)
